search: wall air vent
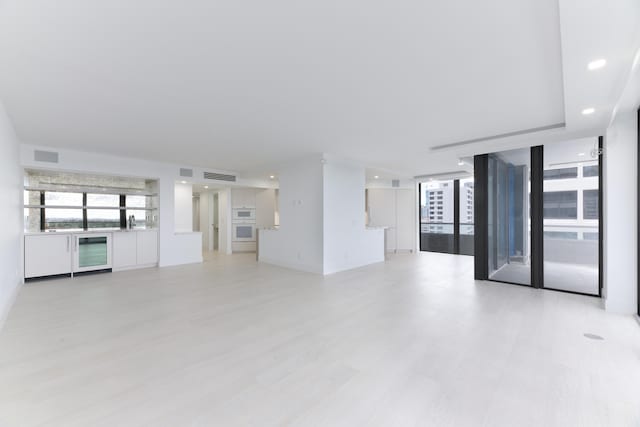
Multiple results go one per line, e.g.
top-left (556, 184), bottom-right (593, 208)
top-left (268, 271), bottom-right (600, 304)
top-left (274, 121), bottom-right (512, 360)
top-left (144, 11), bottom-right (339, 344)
top-left (204, 172), bottom-right (236, 182)
top-left (391, 179), bottom-right (400, 188)
top-left (179, 168), bottom-right (193, 177)
top-left (34, 150), bottom-right (59, 163)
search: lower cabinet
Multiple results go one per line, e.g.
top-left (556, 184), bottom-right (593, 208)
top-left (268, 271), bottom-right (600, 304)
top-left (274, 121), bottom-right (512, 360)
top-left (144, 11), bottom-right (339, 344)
top-left (113, 232), bottom-right (138, 269)
top-left (25, 230), bottom-right (159, 279)
top-left (112, 230), bottom-right (158, 270)
top-left (137, 230), bottom-right (159, 266)
top-left (25, 234), bottom-right (72, 278)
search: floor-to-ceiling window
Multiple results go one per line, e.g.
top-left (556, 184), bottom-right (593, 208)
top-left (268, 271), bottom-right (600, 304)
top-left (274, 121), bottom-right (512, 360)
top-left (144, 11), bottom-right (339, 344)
top-left (419, 178), bottom-right (474, 255)
top-left (419, 180), bottom-right (454, 253)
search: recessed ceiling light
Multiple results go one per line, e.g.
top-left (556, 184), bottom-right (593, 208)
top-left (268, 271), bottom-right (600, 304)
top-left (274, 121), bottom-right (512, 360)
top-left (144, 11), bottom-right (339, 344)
top-left (587, 58), bottom-right (606, 70)
top-left (180, 180), bottom-right (187, 184)
top-left (582, 108), bottom-right (595, 115)
top-left (269, 175), bottom-right (275, 179)
top-left (458, 160), bottom-right (465, 166)
top-left (578, 152), bottom-right (585, 156)
top-left (204, 185), bottom-right (208, 189)
top-left (374, 175), bottom-right (379, 179)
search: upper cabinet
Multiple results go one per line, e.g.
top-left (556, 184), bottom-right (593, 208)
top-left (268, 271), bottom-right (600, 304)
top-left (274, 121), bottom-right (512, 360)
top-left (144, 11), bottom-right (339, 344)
top-left (231, 188), bottom-right (256, 208)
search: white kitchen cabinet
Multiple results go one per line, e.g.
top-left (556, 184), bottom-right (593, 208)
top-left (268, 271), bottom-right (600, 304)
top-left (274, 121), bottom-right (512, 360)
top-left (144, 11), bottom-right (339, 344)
top-left (113, 232), bottom-right (137, 269)
top-left (231, 188), bottom-right (256, 208)
top-left (367, 188), bottom-right (415, 253)
top-left (25, 234), bottom-right (72, 278)
top-left (255, 189), bottom-right (277, 228)
top-left (137, 230), bottom-right (158, 265)
top-left (395, 189), bottom-right (415, 251)
top-left (368, 188), bottom-right (397, 252)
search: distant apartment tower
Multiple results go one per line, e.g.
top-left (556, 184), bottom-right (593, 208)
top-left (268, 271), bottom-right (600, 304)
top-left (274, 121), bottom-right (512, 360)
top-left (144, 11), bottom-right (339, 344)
top-left (461, 181), bottom-right (474, 226)
top-left (423, 181), bottom-right (453, 223)
top-left (421, 180), bottom-right (474, 226)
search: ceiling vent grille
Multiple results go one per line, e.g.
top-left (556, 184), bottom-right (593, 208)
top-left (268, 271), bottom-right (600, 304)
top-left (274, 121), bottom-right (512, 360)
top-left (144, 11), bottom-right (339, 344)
top-left (34, 150), bottom-right (59, 163)
top-left (179, 168), bottom-right (193, 177)
top-left (391, 179), bottom-right (400, 188)
top-left (204, 172), bottom-right (236, 182)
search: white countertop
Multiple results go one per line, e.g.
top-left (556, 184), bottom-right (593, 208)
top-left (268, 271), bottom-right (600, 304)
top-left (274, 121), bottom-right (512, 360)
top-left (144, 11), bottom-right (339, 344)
top-left (25, 228), bottom-right (158, 236)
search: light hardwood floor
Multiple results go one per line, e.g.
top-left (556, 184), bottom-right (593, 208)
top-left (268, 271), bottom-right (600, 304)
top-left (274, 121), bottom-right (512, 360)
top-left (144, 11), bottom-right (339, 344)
top-left (1, 252), bottom-right (639, 426)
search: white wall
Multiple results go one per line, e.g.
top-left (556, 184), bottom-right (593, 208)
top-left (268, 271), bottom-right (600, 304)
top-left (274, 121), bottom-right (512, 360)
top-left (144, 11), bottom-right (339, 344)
top-left (0, 101), bottom-right (22, 324)
top-left (218, 189), bottom-right (232, 254)
top-left (174, 182), bottom-right (193, 232)
top-left (259, 155), bottom-right (384, 275)
top-left (20, 144), bottom-right (204, 267)
top-left (323, 158), bottom-right (385, 274)
top-left (199, 192), bottom-right (212, 251)
top-left (259, 156), bottom-right (325, 273)
top-left (604, 110), bottom-right (638, 313)
top-left (256, 188), bottom-right (277, 229)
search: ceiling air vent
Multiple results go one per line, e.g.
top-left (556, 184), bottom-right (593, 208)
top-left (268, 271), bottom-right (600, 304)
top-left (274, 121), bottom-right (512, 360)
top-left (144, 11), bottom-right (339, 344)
top-left (391, 179), bottom-right (400, 188)
top-left (34, 150), bottom-right (59, 163)
top-left (204, 172), bottom-right (236, 182)
top-left (179, 168), bottom-right (193, 177)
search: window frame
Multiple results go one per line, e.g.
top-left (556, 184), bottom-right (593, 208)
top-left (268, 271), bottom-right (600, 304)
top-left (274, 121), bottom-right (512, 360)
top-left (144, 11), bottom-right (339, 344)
top-left (38, 191), bottom-right (143, 231)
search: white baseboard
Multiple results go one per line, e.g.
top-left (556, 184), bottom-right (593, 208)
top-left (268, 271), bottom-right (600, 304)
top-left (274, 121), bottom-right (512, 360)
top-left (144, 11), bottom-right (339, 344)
top-left (258, 256), bottom-right (323, 274)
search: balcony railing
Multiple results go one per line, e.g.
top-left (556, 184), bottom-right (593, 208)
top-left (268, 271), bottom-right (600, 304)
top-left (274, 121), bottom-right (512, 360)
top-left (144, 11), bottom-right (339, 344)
top-left (420, 222), bottom-right (474, 235)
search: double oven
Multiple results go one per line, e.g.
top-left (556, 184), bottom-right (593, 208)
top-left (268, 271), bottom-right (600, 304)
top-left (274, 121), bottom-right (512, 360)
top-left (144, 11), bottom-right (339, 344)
top-left (232, 208), bottom-right (256, 242)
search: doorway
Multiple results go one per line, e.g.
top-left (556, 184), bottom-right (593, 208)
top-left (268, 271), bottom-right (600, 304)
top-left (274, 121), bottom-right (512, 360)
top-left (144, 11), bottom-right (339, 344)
top-left (213, 193), bottom-right (219, 251)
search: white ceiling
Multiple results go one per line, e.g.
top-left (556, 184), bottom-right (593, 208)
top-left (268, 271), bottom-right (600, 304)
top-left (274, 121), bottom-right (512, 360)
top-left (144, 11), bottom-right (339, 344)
top-left (0, 0), bottom-right (638, 180)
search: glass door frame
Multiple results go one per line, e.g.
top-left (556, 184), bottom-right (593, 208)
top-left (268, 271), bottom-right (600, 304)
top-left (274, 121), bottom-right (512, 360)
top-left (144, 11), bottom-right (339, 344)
top-left (474, 141), bottom-right (603, 297)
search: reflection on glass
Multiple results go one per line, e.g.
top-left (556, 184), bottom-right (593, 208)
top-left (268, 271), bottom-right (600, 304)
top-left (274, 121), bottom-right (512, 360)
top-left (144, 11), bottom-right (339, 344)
top-left (488, 148), bottom-right (531, 285)
top-left (543, 139), bottom-right (599, 295)
top-left (78, 237), bottom-right (108, 267)
top-left (420, 180), bottom-right (455, 253)
top-left (45, 192), bottom-right (82, 207)
top-left (87, 209), bottom-right (120, 229)
top-left (44, 208), bottom-right (83, 230)
top-left (87, 193), bottom-right (119, 207)
top-left (126, 195), bottom-right (146, 208)
top-left (126, 209), bottom-right (148, 228)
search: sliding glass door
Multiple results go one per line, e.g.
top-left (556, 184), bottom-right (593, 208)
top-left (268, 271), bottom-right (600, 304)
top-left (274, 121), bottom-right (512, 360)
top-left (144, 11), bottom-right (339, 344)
top-left (543, 139), bottom-right (600, 295)
top-left (487, 148), bottom-right (531, 285)
top-left (475, 138), bottom-right (602, 296)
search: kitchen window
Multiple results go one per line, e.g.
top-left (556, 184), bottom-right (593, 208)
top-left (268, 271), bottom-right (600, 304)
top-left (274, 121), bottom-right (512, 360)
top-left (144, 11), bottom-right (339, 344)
top-left (33, 191), bottom-right (154, 231)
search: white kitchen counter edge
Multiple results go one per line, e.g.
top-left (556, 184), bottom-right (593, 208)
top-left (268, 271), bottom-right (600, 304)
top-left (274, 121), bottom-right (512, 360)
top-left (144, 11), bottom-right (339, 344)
top-left (24, 228), bottom-right (158, 236)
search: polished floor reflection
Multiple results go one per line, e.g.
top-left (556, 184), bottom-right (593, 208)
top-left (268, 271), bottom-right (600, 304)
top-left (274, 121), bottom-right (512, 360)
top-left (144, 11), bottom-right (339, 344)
top-left (489, 262), bottom-right (598, 294)
top-left (0, 252), bottom-right (638, 426)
